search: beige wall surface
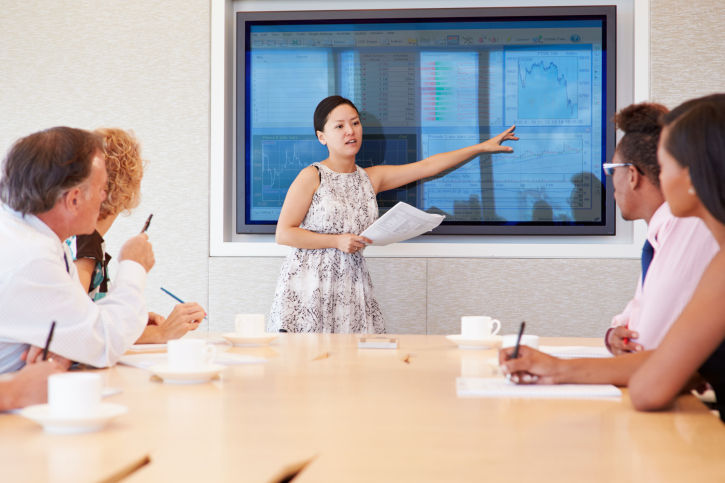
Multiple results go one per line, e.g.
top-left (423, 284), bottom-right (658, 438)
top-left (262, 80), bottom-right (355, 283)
top-left (2, 1), bottom-right (718, 337)
top-left (650, 0), bottom-right (725, 107)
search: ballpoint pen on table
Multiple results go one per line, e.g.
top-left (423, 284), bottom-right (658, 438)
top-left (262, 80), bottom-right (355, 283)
top-left (42, 321), bottom-right (57, 361)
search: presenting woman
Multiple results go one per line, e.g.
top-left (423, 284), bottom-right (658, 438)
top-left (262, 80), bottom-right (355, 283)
top-left (270, 95), bottom-right (517, 333)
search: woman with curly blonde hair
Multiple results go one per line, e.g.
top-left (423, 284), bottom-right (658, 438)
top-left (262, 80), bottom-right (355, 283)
top-left (70, 128), bottom-right (205, 343)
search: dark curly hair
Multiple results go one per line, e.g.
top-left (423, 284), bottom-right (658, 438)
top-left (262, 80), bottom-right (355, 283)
top-left (613, 102), bottom-right (669, 188)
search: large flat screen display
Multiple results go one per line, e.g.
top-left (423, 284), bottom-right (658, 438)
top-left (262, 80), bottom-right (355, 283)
top-left (236, 7), bottom-right (616, 235)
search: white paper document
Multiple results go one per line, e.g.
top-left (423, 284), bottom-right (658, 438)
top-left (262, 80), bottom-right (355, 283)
top-left (118, 352), bottom-right (266, 370)
top-left (360, 202), bottom-right (444, 246)
top-left (539, 345), bottom-right (613, 359)
top-left (456, 377), bottom-right (621, 400)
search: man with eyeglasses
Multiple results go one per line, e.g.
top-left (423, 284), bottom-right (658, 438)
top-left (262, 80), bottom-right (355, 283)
top-left (601, 103), bottom-right (717, 355)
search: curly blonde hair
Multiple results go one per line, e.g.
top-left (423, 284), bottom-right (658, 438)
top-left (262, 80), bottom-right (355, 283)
top-left (94, 128), bottom-right (145, 220)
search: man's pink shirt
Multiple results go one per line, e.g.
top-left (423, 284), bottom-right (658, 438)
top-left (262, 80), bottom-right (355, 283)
top-left (610, 202), bottom-right (719, 349)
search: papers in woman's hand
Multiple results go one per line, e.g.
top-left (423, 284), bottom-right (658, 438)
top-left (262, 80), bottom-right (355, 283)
top-left (361, 202), bottom-right (444, 246)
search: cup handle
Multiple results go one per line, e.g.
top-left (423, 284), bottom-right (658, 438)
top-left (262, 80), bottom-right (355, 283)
top-left (205, 344), bottom-right (217, 365)
top-left (491, 319), bottom-right (501, 335)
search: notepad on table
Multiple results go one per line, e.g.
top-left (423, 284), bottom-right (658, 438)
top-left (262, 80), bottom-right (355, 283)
top-left (456, 377), bottom-right (621, 400)
top-left (539, 345), bottom-right (613, 359)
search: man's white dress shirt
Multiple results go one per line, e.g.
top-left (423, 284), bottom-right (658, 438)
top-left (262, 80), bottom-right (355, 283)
top-left (0, 205), bottom-right (147, 373)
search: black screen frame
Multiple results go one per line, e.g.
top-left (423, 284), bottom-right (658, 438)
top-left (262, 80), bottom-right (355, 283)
top-left (235, 6), bottom-right (616, 236)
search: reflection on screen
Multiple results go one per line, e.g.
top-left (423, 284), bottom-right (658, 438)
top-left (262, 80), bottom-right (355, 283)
top-left (243, 18), bottom-right (606, 227)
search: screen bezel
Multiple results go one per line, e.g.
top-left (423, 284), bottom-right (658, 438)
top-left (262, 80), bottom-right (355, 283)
top-left (235, 6), bottom-right (616, 236)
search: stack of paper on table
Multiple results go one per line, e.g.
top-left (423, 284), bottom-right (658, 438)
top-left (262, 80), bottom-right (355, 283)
top-left (361, 202), bottom-right (444, 246)
top-left (118, 352), bottom-right (266, 370)
top-left (456, 377), bottom-right (621, 399)
top-left (539, 345), bottom-right (613, 359)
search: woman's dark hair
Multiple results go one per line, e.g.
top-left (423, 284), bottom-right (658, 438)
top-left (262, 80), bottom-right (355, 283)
top-left (660, 93), bottom-right (725, 224)
top-left (0, 126), bottom-right (104, 215)
top-left (613, 102), bottom-right (669, 187)
top-left (313, 95), bottom-right (359, 134)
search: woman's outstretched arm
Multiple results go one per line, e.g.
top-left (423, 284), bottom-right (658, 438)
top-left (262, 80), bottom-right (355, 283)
top-left (365, 126), bottom-right (518, 194)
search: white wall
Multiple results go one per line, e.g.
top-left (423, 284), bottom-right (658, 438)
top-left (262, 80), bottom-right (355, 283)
top-left (0, 0), bottom-right (211, 325)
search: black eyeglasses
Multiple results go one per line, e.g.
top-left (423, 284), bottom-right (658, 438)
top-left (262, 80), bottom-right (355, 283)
top-left (602, 162), bottom-right (633, 176)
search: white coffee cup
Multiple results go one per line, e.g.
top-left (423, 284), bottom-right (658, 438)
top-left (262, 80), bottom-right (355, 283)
top-left (235, 313), bottom-right (266, 336)
top-left (48, 372), bottom-right (102, 418)
top-left (167, 339), bottom-right (216, 371)
top-left (501, 334), bottom-right (540, 350)
top-left (461, 316), bottom-right (501, 339)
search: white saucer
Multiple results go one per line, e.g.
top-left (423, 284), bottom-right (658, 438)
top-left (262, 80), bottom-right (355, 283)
top-left (149, 363), bottom-right (224, 384)
top-left (20, 403), bottom-right (127, 434)
top-left (446, 334), bottom-right (503, 350)
top-left (222, 332), bottom-right (277, 347)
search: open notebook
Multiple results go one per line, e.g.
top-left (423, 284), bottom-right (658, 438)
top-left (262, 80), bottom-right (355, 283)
top-left (456, 377), bottom-right (621, 400)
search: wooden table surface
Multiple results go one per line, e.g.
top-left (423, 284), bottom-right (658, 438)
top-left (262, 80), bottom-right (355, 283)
top-left (1, 334), bottom-right (723, 482)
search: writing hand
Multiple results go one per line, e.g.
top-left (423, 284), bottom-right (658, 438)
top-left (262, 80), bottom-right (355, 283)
top-left (498, 345), bottom-right (561, 384)
top-left (607, 326), bottom-right (642, 355)
top-left (22, 346), bottom-right (73, 369)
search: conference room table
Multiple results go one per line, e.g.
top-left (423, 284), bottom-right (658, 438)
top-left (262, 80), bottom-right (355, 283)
top-left (2, 334), bottom-right (724, 482)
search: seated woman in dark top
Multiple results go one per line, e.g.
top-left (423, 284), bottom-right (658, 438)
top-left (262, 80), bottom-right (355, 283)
top-left (500, 93), bottom-right (725, 422)
top-left (69, 128), bottom-right (206, 343)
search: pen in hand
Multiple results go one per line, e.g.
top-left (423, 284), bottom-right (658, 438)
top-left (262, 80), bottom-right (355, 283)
top-left (504, 321), bottom-right (526, 384)
top-left (510, 321), bottom-right (526, 360)
top-left (160, 287), bottom-right (208, 320)
top-left (141, 214), bottom-right (153, 233)
top-left (42, 321), bottom-right (57, 361)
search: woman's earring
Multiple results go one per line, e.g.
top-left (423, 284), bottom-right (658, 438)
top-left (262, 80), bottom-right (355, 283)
top-left (688, 187), bottom-right (696, 195)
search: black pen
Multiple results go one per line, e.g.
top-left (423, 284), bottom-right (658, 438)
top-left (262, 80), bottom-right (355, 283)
top-left (510, 321), bottom-right (526, 359)
top-left (42, 321), bottom-right (56, 361)
top-left (141, 214), bottom-right (153, 233)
